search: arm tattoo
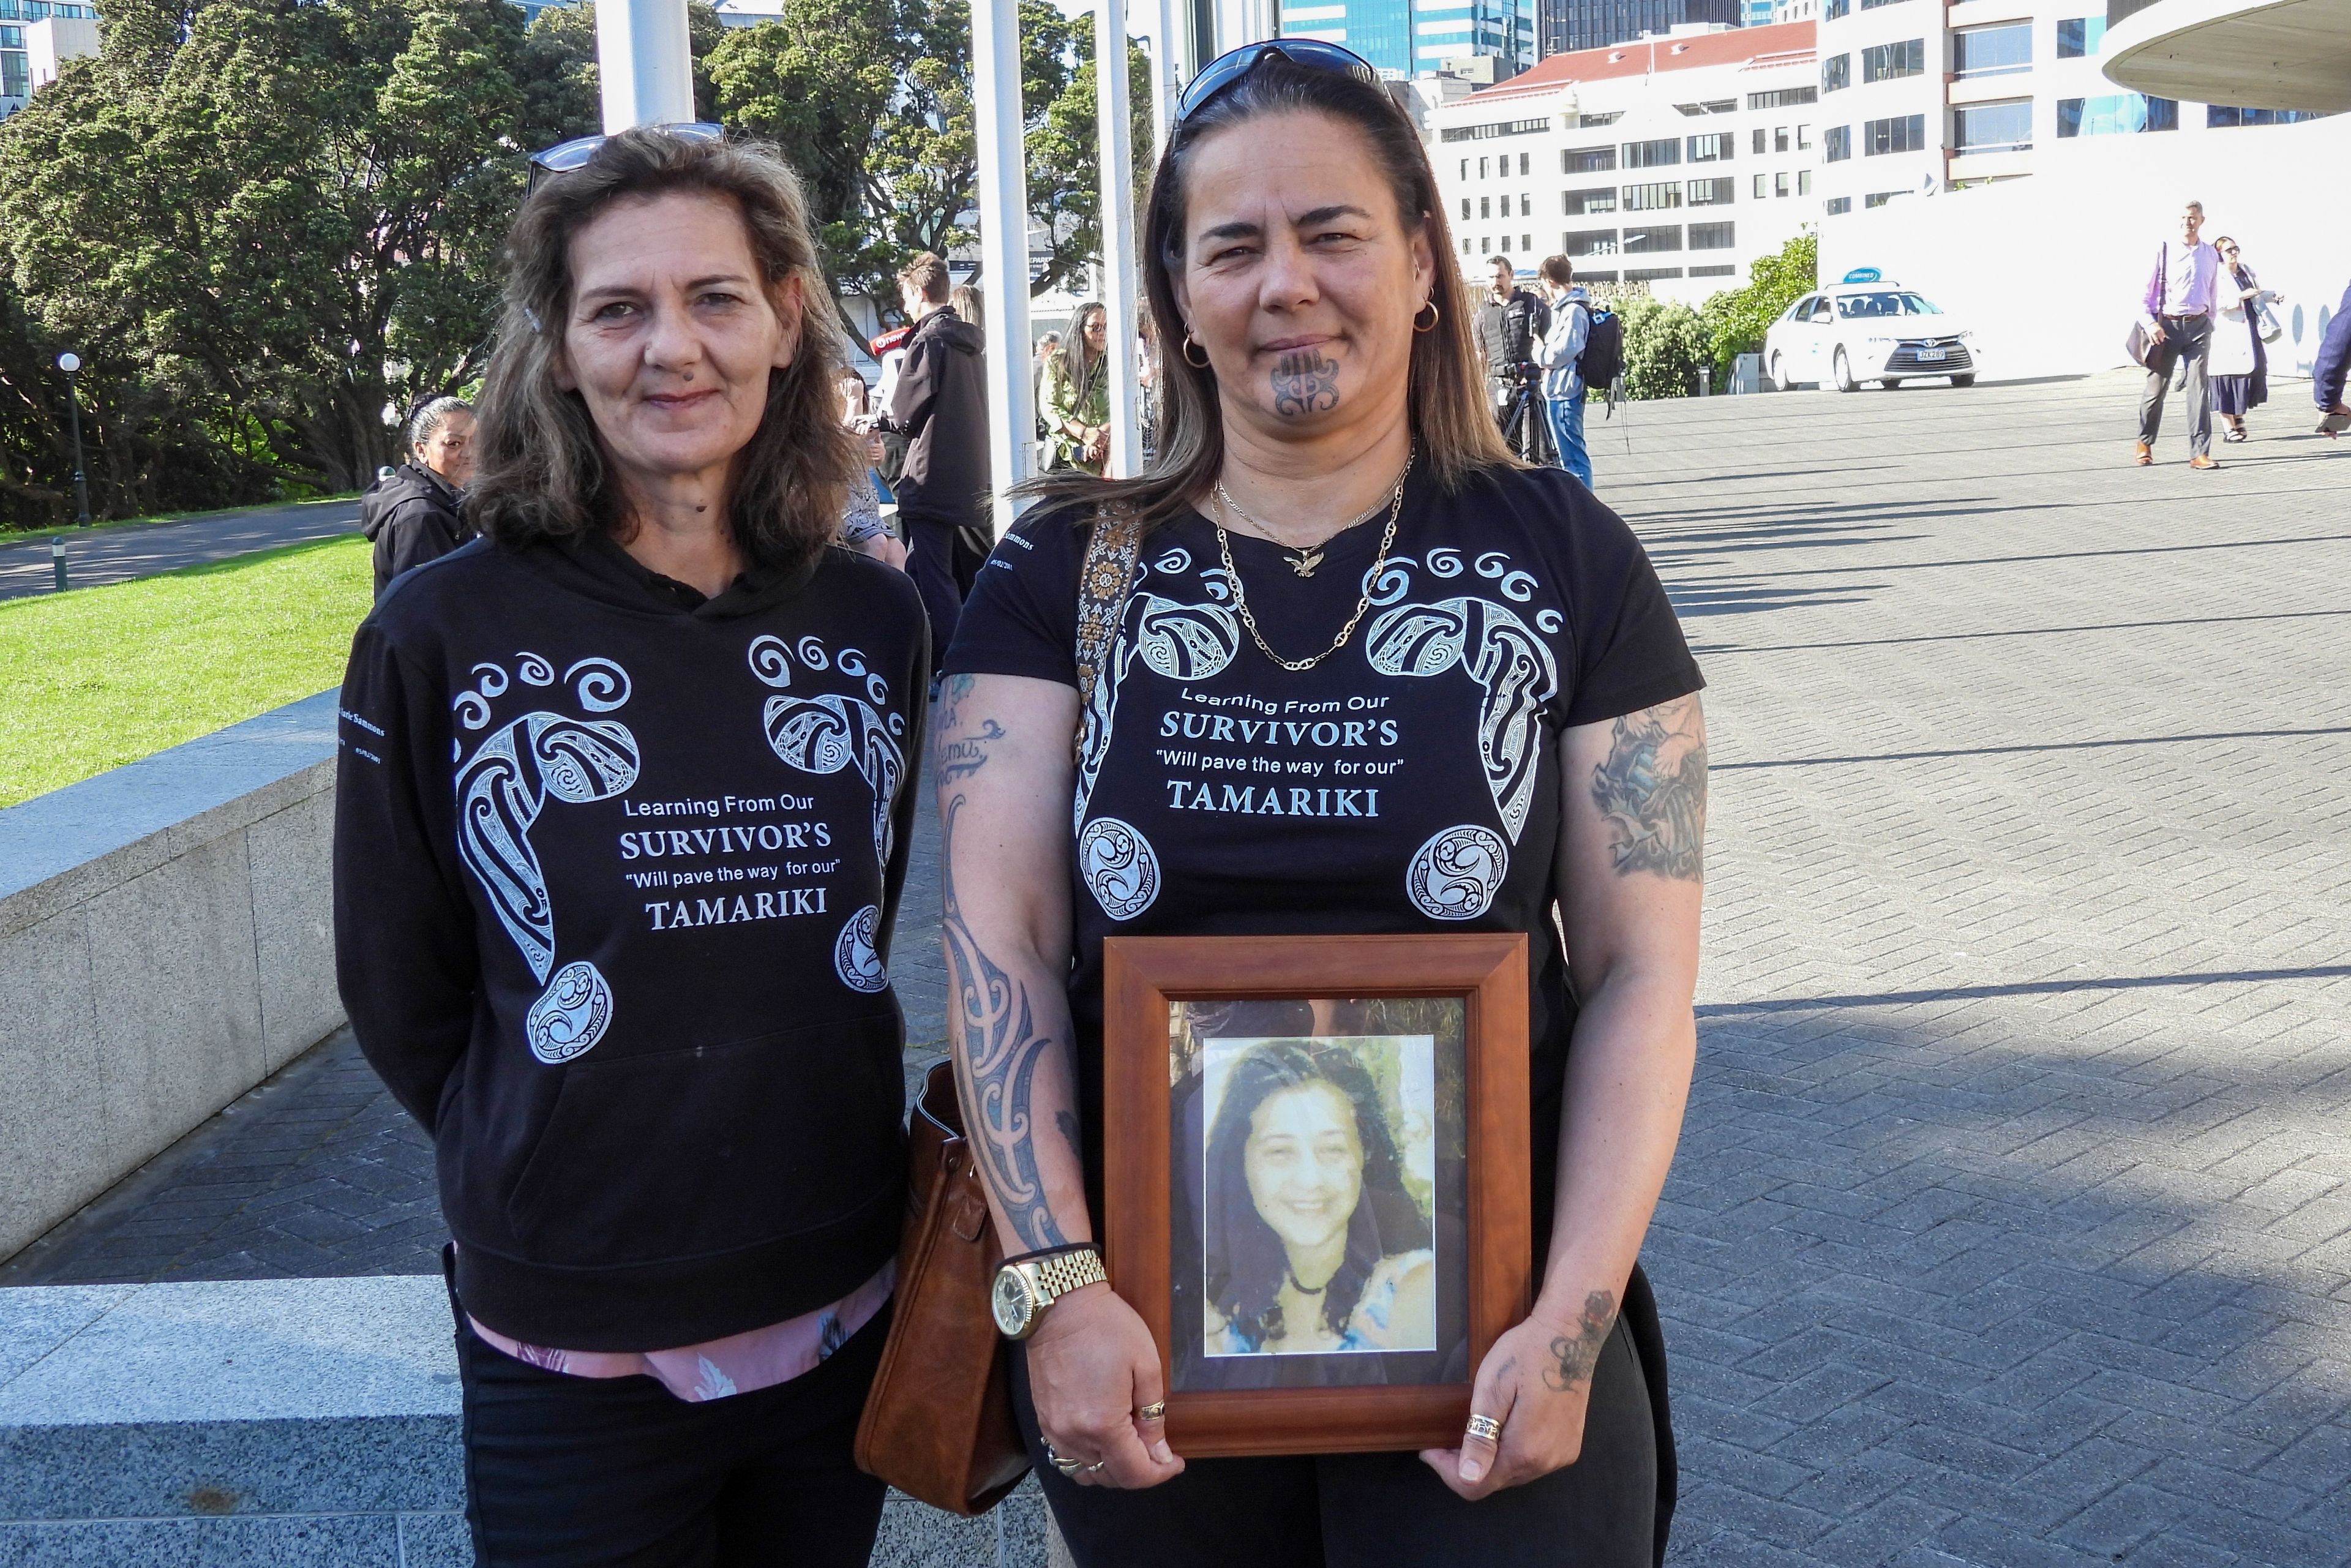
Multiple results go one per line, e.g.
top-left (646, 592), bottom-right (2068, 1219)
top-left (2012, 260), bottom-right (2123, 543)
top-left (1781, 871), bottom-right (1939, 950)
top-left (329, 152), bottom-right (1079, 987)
top-left (1271, 349), bottom-right (1341, 416)
top-left (1590, 694), bottom-right (1706, 881)
top-left (939, 787), bottom-right (1071, 1252)
top-left (1542, 1290), bottom-right (1619, 1394)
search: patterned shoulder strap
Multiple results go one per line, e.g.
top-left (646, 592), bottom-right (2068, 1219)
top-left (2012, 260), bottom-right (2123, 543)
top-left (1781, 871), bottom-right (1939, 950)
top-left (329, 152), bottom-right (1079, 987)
top-left (1073, 504), bottom-right (1144, 759)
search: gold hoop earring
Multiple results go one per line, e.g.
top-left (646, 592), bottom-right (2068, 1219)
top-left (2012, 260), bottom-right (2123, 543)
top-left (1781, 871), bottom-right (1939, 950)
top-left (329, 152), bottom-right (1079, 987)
top-left (1182, 332), bottom-right (1212, 369)
top-left (1413, 298), bottom-right (1441, 332)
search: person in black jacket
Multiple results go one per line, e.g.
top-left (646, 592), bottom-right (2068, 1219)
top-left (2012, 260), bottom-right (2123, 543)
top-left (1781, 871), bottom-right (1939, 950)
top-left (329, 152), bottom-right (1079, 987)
top-left (1472, 254), bottom-right (1550, 457)
top-left (360, 396), bottom-right (476, 598)
top-left (334, 129), bottom-right (927, 1568)
top-left (883, 250), bottom-right (989, 667)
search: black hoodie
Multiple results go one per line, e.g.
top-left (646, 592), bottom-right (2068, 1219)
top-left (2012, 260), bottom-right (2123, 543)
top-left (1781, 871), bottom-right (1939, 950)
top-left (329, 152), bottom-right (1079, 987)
top-left (333, 531), bottom-right (928, 1350)
top-left (359, 462), bottom-right (474, 599)
top-left (885, 306), bottom-right (989, 527)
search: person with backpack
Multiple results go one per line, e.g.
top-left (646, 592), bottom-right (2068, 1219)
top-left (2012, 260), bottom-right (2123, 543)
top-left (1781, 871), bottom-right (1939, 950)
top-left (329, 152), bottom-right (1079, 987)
top-left (1534, 256), bottom-right (1613, 489)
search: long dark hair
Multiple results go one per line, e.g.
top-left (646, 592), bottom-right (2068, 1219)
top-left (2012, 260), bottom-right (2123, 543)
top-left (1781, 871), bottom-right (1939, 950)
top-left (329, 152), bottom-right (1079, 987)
top-left (1061, 301), bottom-right (1107, 399)
top-left (1014, 51), bottom-right (1512, 531)
top-left (1205, 1040), bottom-right (1430, 1349)
top-left (468, 130), bottom-right (857, 575)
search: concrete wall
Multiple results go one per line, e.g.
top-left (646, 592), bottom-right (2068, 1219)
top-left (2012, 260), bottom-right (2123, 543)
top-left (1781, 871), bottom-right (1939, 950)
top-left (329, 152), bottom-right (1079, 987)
top-left (1820, 113), bottom-right (2351, 383)
top-left (0, 693), bottom-right (343, 1262)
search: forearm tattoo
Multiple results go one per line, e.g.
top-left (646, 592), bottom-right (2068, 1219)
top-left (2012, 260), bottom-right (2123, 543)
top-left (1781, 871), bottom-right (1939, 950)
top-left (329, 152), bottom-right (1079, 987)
top-left (1272, 349), bottom-right (1341, 416)
top-left (934, 704), bottom-right (1072, 1252)
top-left (1591, 694), bottom-right (1707, 881)
top-left (1543, 1290), bottom-right (1619, 1394)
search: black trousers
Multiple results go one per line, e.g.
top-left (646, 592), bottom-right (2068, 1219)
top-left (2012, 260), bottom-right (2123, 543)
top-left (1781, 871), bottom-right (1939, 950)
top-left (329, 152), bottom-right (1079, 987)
top-left (1016, 1313), bottom-right (1659, 1567)
top-left (449, 1265), bottom-right (888, 1568)
top-left (901, 509), bottom-right (988, 672)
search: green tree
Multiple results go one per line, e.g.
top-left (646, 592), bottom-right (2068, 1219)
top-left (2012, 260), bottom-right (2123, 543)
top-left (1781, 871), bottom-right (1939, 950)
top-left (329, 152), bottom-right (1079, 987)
top-left (1697, 230), bottom-right (1816, 386)
top-left (1617, 296), bottom-right (1709, 400)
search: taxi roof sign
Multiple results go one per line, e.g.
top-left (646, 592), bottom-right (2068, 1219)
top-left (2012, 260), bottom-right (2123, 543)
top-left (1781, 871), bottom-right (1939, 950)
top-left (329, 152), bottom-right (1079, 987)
top-left (1842, 266), bottom-right (1883, 284)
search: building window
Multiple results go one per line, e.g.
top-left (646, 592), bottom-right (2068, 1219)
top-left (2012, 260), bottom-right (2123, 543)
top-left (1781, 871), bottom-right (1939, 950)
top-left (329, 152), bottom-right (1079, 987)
top-left (1523, 234), bottom-right (1534, 252)
top-left (1461, 197), bottom-right (1472, 220)
top-left (1775, 171), bottom-right (1791, 197)
top-left (1953, 23), bottom-right (2031, 78)
top-left (1861, 40), bottom-right (1925, 83)
top-left (2055, 17), bottom-right (2106, 58)
top-left (1826, 196), bottom-right (1853, 215)
top-left (1954, 99), bottom-right (2033, 154)
top-left (1824, 0), bottom-right (1849, 19)
top-left (1753, 172), bottom-right (1769, 197)
top-left (1478, 157), bottom-right (1490, 178)
top-left (1563, 229), bottom-right (1619, 257)
top-left (1623, 138), bottom-right (1681, 168)
top-left (1564, 144), bottom-right (1617, 174)
top-left (1687, 177), bottom-right (1736, 205)
top-left (1580, 271), bottom-right (1621, 284)
top-left (1688, 132), bottom-right (1734, 162)
top-left (1823, 53), bottom-right (1850, 92)
top-left (1798, 169), bottom-right (1812, 194)
top-left (2057, 94), bottom-right (2179, 136)
top-left (1480, 236), bottom-right (1492, 253)
top-left (1858, 0), bottom-right (1911, 9)
top-left (1864, 191), bottom-right (1902, 208)
top-left (0, 23), bottom-right (19, 45)
top-left (1775, 127), bottom-right (1791, 152)
top-left (1798, 124), bottom-right (1812, 148)
top-left (1442, 118), bottom-right (1552, 144)
top-left (1624, 267), bottom-right (1684, 282)
top-left (1622, 226), bottom-right (1683, 253)
top-left (1480, 197), bottom-right (1491, 219)
top-left (1751, 127), bottom-right (1767, 154)
top-left (1690, 264), bottom-right (1736, 278)
top-left (1690, 222), bottom-right (1735, 250)
top-left (1579, 110), bottom-right (1624, 127)
top-left (1864, 114), bottom-right (1929, 155)
top-left (1519, 152), bottom-right (1531, 175)
top-left (1624, 181), bottom-right (1684, 211)
top-left (1748, 87), bottom-right (1819, 109)
top-left (1459, 158), bottom-right (1469, 181)
top-left (1824, 125), bottom-right (1852, 161)
top-left (2208, 105), bottom-right (2322, 126)
top-left (1564, 187), bottom-right (1618, 216)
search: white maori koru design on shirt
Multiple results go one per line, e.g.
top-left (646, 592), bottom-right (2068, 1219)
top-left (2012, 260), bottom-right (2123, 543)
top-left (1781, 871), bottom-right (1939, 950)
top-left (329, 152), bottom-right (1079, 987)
top-left (1365, 589), bottom-right (1559, 843)
top-left (451, 654), bottom-right (640, 1065)
top-left (747, 634), bottom-right (907, 866)
top-left (1073, 546), bottom-right (1242, 921)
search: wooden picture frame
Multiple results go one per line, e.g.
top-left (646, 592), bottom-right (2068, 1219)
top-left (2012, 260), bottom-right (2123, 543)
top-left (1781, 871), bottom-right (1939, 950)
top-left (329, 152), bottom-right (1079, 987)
top-left (1101, 933), bottom-right (1531, 1458)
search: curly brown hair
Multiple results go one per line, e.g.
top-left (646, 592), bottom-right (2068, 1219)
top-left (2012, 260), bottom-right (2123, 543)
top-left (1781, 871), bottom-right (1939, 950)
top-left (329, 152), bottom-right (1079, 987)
top-left (468, 129), bottom-right (857, 576)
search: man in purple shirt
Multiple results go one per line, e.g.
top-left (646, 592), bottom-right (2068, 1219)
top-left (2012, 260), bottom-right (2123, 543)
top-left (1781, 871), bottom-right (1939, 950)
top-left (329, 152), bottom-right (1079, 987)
top-left (2137, 200), bottom-right (2222, 469)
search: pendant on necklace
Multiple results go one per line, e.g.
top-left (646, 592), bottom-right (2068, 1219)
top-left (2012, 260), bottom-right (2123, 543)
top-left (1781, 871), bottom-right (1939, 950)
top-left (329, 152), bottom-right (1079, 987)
top-left (1286, 547), bottom-right (1324, 577)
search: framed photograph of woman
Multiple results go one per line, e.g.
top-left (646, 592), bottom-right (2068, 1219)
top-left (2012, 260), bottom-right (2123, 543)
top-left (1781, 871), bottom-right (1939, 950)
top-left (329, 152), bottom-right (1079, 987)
top-left (1101, 933), bottom-right (1531, 1457)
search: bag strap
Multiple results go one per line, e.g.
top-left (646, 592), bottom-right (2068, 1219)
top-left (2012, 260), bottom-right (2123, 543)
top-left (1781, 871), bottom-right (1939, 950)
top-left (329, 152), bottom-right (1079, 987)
top-left (1073, 504), bottom-right (1144, 760)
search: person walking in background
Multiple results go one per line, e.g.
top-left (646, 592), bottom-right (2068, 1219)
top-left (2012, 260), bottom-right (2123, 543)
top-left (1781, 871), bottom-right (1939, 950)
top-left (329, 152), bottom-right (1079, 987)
top-left (885, 250), bottom-right (991, 667)
top-left (836, 367), bottom-right (907, 569)
top-left (2135, 200), bottom-right (2221, 470)
top-left (951, 282), bottom-right (985, 335)
top-left (1473, 253), bottom-right (1548, 460)
top-left (1534, 255), bottom-right (1592, 489)
top-left (2314, 272), bottom-right (2351, 436)
top-left (361, 396), bottom-right (476, 598)
top-left (2208, 237), bottom-right (2279, 444)
top-left (1040, 301), bottom-right (1112, 474)
top-left (336, 129), bottom-right (928, 1568)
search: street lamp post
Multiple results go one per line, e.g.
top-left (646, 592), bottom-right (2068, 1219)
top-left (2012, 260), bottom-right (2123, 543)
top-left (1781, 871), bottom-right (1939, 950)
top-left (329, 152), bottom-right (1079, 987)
top-left (56, 352), bottom-right (91, 527)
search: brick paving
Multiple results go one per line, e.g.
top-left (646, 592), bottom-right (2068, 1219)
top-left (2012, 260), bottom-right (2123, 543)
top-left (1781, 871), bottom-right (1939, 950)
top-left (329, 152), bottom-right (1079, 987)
top-left (7, 371), bottom-right (2348, 1565)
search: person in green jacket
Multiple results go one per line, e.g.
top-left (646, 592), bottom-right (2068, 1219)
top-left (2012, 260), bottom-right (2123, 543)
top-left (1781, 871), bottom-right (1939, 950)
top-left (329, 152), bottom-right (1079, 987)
top-left (1041, 301), bottom-right (1111, 473)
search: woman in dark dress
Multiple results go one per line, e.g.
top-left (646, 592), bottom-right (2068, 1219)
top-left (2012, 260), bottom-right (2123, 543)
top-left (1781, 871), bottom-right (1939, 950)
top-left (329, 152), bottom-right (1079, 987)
top-left (2208, 236), bottom-right (2279, 443)
top-left (932, 42), bottom-right (1704, 1568)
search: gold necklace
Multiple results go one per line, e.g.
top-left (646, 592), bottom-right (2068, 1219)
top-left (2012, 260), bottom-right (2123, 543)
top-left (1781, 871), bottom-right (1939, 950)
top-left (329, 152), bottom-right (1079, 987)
top-left (1212, 451), bottom-right (1414, 674)
top-left (1212, 479), bottom-right (1393, 578)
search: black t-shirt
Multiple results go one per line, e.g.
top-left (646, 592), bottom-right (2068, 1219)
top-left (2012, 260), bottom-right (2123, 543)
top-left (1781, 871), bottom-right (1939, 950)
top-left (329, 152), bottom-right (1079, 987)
top-left (942, 463), bottom-right (1702, 1250)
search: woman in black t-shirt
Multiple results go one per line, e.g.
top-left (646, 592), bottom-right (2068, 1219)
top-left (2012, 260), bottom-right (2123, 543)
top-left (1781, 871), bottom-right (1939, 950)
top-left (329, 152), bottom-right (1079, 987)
top-left (936, 41), bottom-right (1706, 1568)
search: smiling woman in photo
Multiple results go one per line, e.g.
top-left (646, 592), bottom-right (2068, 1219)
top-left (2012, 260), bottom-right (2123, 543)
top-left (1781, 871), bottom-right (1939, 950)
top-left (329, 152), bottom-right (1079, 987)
top-left (1204, 1040), bottom-right (1436, 1357)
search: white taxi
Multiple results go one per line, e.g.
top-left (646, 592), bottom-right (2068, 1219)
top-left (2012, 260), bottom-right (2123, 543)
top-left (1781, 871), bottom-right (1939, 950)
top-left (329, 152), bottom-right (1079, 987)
top-left (1764, 274), bottom-right (1977, 392)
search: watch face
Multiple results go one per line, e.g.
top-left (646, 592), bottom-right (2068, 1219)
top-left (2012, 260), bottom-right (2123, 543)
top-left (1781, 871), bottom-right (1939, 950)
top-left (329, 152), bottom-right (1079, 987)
top-left (992, 1267), bottom-right (1035, 1337)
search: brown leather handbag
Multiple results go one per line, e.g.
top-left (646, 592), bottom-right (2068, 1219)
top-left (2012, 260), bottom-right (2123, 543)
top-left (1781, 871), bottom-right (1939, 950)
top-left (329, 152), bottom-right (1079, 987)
top-left (854, 507), bottom-right (1144, 1515)
top-left (853, 1060), bottom-right (1030, 1515)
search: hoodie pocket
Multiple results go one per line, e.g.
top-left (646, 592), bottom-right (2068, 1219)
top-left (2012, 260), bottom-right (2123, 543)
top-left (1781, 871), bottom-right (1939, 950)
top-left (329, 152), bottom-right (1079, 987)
top-left (502, 1012), bottom-right (903, 1267)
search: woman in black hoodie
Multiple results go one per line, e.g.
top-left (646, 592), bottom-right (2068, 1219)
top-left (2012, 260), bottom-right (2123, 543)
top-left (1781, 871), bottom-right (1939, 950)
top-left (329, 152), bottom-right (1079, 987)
top-left (361, 396), bottom-right (476, 599)
top-left (334, 129), bottom-right (927, 1567)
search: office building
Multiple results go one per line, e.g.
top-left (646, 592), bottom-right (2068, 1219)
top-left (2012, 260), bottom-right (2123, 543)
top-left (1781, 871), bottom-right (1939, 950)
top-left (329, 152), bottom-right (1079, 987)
top-left (0, 1), bottom-right (96, 119)
top-left (1428, 20), bottom-right (1818, 301)
top-left (1533, 0), bottom-right (1742, 58)
top-left (1277, 1), bottom-right (1531, 80)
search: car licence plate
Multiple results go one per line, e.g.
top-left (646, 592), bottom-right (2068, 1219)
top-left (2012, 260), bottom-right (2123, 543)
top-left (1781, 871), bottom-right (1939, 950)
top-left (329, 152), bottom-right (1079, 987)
top-left (1916, 348), bottom-right (1946, 362)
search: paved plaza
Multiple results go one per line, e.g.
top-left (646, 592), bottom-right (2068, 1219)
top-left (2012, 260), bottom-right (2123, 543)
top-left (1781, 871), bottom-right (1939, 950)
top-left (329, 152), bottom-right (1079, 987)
top-left (7, 371), bottom-right (2347, 1565)
top-left (0, 498), bottom-right (361, 601)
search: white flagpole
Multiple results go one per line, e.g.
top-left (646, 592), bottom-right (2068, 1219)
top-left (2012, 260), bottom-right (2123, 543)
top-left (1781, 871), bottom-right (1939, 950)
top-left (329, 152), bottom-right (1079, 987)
top-left (1097, 0), bottom-right (1144, 478)
top-left (596, 0), bottom-right (695, 131)
top-left (972, 0), bottom-right (1037, 536)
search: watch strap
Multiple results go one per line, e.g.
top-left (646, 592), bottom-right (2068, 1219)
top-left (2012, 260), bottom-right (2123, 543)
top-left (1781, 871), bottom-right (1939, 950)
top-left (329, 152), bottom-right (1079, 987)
top-left (1003, 1242), bottom-right (1095, 1267)
top-left (1033, 1247), bottom-right (1106, 1302)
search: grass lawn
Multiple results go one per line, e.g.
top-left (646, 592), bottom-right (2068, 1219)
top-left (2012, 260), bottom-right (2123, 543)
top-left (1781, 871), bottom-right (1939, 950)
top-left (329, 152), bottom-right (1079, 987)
top-left (0, 533), bottom-right (370, 808)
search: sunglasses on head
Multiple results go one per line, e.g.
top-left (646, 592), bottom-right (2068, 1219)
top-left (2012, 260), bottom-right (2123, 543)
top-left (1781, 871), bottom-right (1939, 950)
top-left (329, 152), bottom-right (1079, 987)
top-left (527, 121), bottom-right (726, 195)
top-left (1176, 39), bottom-right (1381, 123)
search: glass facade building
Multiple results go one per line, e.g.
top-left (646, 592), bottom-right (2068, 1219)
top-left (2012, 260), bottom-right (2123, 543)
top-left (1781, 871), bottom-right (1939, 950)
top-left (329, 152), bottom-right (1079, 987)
top-left (1279, 1), bottom-right (1530, 79)
top-left (1, 1), bottom-right (99, 118)
top-left (1534, 0), bottom-right (1744, 58)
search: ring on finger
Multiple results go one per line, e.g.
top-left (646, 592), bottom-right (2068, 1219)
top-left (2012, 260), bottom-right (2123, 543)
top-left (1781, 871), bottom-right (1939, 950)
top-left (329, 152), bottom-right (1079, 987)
top-left (1136, 1400), bottom-right (1167, 1422)
top-left (1464, 1412), bottom-right (1505, 1444)
top-left (1043, 1443), bottom-right (1087, 1476)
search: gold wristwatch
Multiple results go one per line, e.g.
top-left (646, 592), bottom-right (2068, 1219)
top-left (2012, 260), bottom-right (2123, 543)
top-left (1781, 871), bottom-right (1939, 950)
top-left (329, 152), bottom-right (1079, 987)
top-left (991, 1245), bottom-right (1107, 1340)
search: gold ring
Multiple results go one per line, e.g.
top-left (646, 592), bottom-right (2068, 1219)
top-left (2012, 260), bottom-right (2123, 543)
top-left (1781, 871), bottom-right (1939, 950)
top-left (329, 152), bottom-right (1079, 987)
top-left (1043, 1443), bottom-right (1087, 1475)
top-left (1464, 1412), bottom-right (1505, 1444)
top-left (1136, 1401), bottom-right (1168, 1421)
